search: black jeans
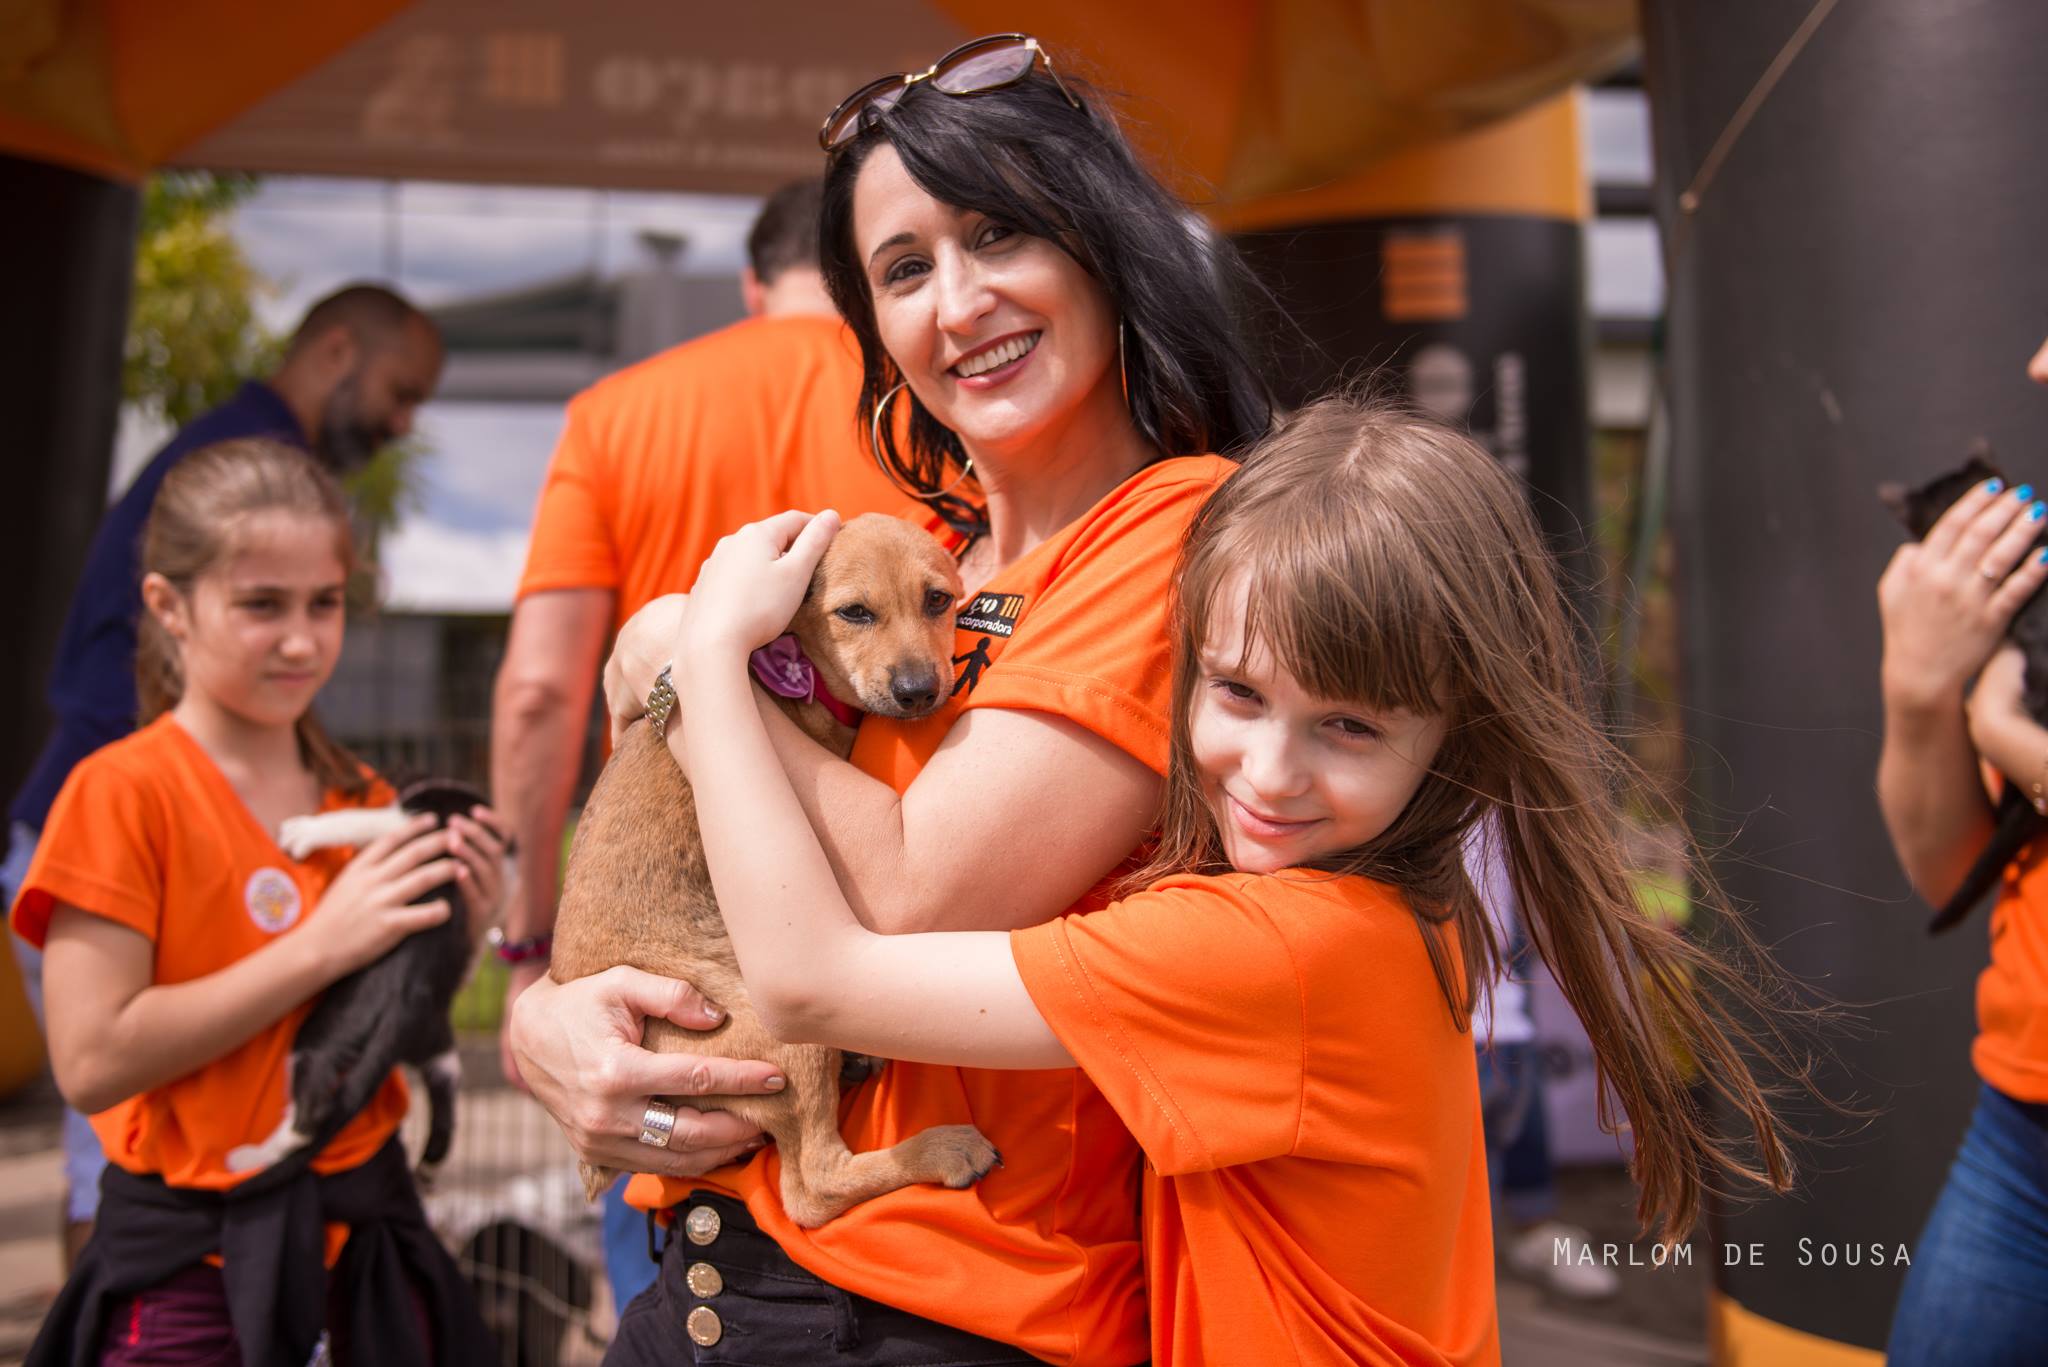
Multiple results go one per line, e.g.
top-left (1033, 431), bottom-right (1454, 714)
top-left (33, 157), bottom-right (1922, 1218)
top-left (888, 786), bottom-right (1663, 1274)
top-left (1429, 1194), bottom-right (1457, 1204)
top-left (605, 1193), bottom-right (1047, 1366)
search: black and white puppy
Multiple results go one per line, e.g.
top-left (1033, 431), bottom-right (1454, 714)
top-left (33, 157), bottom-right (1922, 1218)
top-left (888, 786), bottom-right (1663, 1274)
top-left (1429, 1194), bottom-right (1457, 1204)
top-left (227, 779), bottom-right (487, 1189)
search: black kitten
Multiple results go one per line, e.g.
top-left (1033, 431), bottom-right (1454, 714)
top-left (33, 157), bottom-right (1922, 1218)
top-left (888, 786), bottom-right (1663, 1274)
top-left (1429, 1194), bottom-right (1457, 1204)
top-left (228, 779), bottom-right (485, 1189)
top-left (1881, 447), bottom-right (2048, 933)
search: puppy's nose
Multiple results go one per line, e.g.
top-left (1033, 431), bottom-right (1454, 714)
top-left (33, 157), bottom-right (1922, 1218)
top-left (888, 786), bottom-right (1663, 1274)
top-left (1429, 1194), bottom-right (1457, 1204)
top-left (890, 670), bottom-right (940, 713)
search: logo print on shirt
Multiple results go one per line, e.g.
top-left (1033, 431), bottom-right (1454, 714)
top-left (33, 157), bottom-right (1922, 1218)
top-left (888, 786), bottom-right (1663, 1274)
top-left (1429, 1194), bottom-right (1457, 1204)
top-left (950, 636), bottom-right (994, 698)
top-left (245, 867), bottom-right (303, 934)
top-left (957, 592), bottom-right (1024, 638)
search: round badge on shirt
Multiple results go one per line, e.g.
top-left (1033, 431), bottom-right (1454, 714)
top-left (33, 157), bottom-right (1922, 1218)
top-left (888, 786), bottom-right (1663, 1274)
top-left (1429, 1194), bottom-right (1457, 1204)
top-left (245, 867), bottom-right (303, 933)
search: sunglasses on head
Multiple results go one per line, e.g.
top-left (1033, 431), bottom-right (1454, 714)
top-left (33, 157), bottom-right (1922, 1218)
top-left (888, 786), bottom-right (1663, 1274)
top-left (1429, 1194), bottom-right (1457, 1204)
top-left (819, 33), bottom-right (1081, 152)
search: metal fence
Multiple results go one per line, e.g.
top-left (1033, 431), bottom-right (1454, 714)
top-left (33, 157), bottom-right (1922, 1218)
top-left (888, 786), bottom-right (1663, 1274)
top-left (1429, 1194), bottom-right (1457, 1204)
top-left (332, 611), bottom-right (618, 1364)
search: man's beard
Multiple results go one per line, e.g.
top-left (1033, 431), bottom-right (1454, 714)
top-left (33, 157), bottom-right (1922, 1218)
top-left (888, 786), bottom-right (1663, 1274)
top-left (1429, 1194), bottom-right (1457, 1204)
top-left (315, 371), bottom-right (390, 474)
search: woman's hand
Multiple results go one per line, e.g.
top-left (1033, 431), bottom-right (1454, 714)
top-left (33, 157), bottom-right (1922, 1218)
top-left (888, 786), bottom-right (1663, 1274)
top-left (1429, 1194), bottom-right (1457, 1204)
top-left (298, 814), bottom-right (459, 979)
top-left (603, 594), bottom-right (687, 747)
top-left (449, 804), bottom-right (513, 941)
top-left (509, 969), bottom-right (783, 1177)
top-left (1879, 479), bottom-right (2048, 711)
top-left (680, 510), bottom-right (842, 668)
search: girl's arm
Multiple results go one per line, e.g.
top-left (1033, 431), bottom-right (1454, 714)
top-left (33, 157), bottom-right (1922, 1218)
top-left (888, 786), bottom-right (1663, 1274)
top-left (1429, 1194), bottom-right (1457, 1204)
top-left (677, 512), bottom-right (1074, 1069)
top-left (1876, 481), bottom-right (2048, 904)
top-left (42, 816), bottom-right (459, 1114)
top-left (602, 594), bottom-right (1160, 935)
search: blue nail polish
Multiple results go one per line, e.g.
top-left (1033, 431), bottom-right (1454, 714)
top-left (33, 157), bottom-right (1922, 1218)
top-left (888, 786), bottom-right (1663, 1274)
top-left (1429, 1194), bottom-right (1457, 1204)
top-left (1987, 478), bottom-right (2006, 494)
top-left (2038, 547), bottom-right (2047, 564)
top-left (2017, 484), bottom-right (2035, 502)
top-left (2031, 501), bottom-right (2045, 521)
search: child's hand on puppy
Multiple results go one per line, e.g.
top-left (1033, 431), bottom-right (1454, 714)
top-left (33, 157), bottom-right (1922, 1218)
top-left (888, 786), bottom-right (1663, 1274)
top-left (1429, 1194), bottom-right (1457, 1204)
top-left (682, 509), bottom-right (843, 666)
top-left (300, 813), bottom-right (458, 978)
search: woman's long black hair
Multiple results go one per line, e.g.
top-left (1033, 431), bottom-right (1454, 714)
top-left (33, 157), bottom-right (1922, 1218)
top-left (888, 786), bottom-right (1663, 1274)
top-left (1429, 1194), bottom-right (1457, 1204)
top-left (819, 65), bottom-right (1275, 534)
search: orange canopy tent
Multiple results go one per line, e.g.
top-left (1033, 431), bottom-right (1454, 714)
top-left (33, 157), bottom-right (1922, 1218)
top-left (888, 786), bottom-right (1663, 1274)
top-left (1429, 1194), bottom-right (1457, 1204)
top-left (0, 0), bottom-right (1629, 1092)
top-left (1, 0), bottom-right (1633, 202)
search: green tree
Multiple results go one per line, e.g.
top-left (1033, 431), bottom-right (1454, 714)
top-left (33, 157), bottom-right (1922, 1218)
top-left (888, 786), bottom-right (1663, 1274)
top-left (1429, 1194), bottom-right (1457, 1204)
top-left (123, 171), bottom-right (425, 562)
top-left (124, 172), bottom-right (279, 429)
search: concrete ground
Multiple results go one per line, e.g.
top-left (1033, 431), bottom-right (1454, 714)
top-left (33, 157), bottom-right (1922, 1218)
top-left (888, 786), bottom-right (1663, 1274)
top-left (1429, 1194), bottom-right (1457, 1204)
top-left (0, 1062), bottom-right (1710, 1365)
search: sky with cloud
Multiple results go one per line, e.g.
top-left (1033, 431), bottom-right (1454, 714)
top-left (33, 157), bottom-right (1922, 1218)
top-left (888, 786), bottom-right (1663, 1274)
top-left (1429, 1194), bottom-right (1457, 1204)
top-left (111, 87), bottom-right (1660, 615)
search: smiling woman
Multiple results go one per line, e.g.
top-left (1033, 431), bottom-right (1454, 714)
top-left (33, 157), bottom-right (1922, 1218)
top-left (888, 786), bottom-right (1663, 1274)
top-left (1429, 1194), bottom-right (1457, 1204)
top-left (506, 37), bottom-right (1278, 1367)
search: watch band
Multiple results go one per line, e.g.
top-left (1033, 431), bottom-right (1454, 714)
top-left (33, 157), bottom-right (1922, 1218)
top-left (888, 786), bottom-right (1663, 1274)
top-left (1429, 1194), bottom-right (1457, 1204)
top-left (648, 664), bottom-right (678, 741)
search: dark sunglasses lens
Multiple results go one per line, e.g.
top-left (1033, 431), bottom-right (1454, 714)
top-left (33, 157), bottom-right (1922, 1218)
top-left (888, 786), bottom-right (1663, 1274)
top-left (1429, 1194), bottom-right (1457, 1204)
top-left (932, 42), bottom-right (1035, 95)
top-left (824, 76), bottom-right (906, 148)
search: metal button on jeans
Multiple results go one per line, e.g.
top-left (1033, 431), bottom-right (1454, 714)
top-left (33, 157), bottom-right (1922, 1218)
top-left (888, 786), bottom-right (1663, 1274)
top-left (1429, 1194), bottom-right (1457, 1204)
top-left (686, 1305), bottom-right (723, 1346)
top-left (684, 1205), bottom-right (721, 1246)
top-left (686, 1261), bottom-right (723, 1298)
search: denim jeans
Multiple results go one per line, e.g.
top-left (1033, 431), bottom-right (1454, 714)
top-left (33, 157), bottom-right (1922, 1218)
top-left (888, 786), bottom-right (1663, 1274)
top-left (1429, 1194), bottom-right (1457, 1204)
top-left (602, 1180), bottom-right (660, 1317)
top-left (5, 820), bottom-right (107, 1222)
top-left (1887, 1082), bottom-right (2048, 1365)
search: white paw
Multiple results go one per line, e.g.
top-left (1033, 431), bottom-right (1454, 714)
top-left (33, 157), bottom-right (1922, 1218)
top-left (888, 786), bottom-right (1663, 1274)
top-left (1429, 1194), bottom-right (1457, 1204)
top-left (276, 818), bottom-right (320, 861)
top-left (226, 1111), bottom-right (309, 1172)
top-left (225, 1142), bottom-right (268, 1173)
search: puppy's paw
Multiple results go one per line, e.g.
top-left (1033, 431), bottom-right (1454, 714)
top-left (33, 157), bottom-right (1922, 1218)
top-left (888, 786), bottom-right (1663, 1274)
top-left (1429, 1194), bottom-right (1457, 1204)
top-left (225, 1142), bottom-right (268, 1174)
top-left (918, 1124), bottom-right (1002, 1189)
top-left (226, 1118), bottom-right (310, 1173)
top-left (276, 817), bottom-right (321, 861)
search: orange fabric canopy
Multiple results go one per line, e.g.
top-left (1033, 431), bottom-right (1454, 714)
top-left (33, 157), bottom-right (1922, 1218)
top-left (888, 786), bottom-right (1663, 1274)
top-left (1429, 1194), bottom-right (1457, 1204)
top-left (0, 0), bottom-right (1633, 203)
top-left (0, 0), bottom-right (410, 181)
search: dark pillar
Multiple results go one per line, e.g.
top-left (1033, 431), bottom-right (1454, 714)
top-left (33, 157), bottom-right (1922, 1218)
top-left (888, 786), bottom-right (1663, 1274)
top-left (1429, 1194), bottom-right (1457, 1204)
top-left (1642, 1), bottom-right (2048, 1354)
top-left (1224, 98), bottom-right (1592, 593)
top-left (1, 156), bottom-right (137, 819)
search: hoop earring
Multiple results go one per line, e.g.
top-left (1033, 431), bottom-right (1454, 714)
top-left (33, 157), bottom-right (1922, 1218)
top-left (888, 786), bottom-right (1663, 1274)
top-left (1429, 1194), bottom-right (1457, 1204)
top-left (870, 381), bottom-right (974, 501)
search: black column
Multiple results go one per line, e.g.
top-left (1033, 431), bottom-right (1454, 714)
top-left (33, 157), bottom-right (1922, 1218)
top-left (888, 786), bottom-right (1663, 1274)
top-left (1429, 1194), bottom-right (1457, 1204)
top-left (1231, 216), bottom-right (1591, 581)
top-left (1, 156), bottom-right (138, 815)
top-left (1642, 0), bottom-right (2048, 1350)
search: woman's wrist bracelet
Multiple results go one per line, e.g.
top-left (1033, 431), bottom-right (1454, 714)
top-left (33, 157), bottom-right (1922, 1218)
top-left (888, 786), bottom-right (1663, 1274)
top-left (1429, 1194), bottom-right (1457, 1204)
top-left (2031, 748), bottom-right (2048, 816)
top-left (487, 928), bottom-right (553, 965)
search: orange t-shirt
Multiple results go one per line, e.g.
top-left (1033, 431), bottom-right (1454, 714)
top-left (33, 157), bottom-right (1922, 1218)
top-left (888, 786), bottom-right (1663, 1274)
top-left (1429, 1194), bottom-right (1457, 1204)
top-left (1012, 872), bottom-right (1500, 1367)
top-left (1973, 841), bottom-right (2048, 1100)
top-left (10, 714), bottom-right (410, 1198)
top-left (516, 312), bottom-right (917, 629)
top-left (627, 453), bottom-right (1235, 1365)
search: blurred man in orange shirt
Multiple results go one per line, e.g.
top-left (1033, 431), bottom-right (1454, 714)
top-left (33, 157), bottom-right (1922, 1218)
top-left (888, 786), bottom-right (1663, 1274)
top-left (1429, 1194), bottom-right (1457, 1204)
top-left (486, 179), bottom-right (912, 1309)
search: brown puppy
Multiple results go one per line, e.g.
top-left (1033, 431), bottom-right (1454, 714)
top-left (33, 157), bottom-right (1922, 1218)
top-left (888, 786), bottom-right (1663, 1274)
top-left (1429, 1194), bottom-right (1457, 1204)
top-left (550, 514), bottom-right (999, 1226)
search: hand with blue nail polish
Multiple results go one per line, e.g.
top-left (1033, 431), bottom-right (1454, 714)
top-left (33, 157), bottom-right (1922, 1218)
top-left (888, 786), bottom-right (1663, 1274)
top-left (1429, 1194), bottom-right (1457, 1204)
top-left (1878, 464), bottom-right (2048, 711)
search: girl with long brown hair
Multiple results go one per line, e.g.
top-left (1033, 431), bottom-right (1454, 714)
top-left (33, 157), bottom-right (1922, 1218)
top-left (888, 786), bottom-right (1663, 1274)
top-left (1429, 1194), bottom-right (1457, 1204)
top-left (661, 394), bottom-right (1803, 1365)
top-left (10, 439), bottom-right (504, 1365)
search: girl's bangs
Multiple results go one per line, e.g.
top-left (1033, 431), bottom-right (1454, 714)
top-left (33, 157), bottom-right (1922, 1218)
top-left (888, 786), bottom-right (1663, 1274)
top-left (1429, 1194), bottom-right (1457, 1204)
top-left (1190, 506), bottom-right (1452, 721)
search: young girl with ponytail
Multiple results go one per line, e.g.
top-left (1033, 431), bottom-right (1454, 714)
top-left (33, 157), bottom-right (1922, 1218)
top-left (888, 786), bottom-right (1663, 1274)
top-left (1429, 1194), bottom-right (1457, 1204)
top-left (11, 439), bottom-right (501, 1366)
top-left (666, 396), bottom-right (1808, 1365)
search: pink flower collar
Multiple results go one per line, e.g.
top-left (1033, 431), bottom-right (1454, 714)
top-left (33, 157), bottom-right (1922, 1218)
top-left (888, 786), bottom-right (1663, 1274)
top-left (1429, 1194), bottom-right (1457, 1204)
top-left (750, 634), bottom-right (863, 728)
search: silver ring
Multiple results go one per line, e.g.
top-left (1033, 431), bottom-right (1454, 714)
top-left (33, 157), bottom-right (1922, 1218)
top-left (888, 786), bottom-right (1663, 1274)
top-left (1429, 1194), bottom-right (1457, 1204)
top-left (638, 1100), bottom-right (678, 1149)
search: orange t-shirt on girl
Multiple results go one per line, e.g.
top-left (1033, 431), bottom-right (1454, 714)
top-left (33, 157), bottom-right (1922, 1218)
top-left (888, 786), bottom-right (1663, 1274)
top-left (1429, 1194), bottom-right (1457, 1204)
top-left (1012, 871), bottom-right (1501, 1367)
top-left (627, 454), bottom-right (1235, 1366)
top-left (10, 714), bottom-right (410, 1206)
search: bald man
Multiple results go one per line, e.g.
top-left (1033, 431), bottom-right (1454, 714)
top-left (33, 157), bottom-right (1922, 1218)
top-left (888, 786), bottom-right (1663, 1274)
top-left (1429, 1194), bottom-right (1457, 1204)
top-left (2, 282), bottom-right (443, 1260)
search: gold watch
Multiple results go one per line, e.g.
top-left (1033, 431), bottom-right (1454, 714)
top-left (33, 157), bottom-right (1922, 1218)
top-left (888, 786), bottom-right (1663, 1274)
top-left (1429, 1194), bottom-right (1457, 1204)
top-left (647, 664), bottom-right (678, 741)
